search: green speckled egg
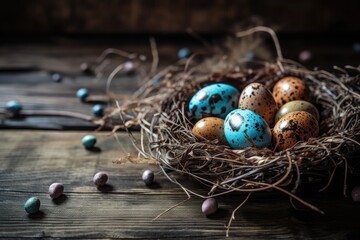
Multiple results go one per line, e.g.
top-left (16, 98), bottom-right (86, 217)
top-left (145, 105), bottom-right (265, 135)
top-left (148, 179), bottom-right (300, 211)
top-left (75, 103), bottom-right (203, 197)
top-left (24, 197), bottom-right (40, 214)
top-left (275, 100), bottom-right (319, 123)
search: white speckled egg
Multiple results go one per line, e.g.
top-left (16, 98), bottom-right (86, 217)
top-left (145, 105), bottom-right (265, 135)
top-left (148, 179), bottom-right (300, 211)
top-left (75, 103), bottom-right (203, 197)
top-left (238, 83), bottom-right (278, 126)
top-left (189, 83), bottom-right (240, 120)
top-left (224, 109), bottom-right (272, 149)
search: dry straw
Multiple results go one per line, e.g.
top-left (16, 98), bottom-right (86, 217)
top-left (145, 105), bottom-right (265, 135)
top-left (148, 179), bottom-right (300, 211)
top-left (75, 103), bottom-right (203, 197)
top-left (102, 27), bottom-right (359, 236)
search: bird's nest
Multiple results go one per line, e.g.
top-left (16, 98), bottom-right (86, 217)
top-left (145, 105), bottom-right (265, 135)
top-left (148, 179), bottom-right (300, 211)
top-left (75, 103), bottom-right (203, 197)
top-left (105, 27), bottom-right (360, 227)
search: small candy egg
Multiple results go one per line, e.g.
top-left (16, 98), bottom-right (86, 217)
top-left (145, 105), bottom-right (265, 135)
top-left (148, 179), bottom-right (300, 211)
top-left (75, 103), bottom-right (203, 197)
top-left (201, 198), bottom-right (218, 216)
top-left (92, 104), bottom-right (104, 117)
top-left (82, 135), bottom-right (97, 148)
top-left (238, 83), bottom-right (278, 126)
top-left (48, 183), bottom-right (64, 199)
top-left (5, 100), bottom-right (22, 114)
top-left (76, 88), bottom-right (89, 101)
top-left (298, 50), bottom-right (312, 62)
top-left (224, 109), bottom-right (272, 149)
top-left (80, 62), bottom-right (93, 74)
top-left (272, 77), bottom-right (310, 108)
top-left (24, 197), bottom-right (40, 214)
top-left (189, 83), bottom-right (240, 120)
top-left (275, 100), bottom-right (319, 123)
top-left (142, 170), bottom-right (155, 185)
top-left (352, 186), bottom-right (360, 202)
top-left (124, 61), bottom-right (135, 73)
top-left (93, 172), bottom-right (108, 187)
top-left (51, 73), bottom-right (63, 82)
top-left (273, 111), bottom-right (319, 151)
top-left (177, 47), bottom-right (191, 59)
top-left (353, 42), bottom-right (360, 53)
top-left (192, 117), bottom-right (227, 144)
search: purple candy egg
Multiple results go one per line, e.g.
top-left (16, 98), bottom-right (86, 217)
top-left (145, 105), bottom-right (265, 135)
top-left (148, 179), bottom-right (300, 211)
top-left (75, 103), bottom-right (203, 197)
top-left (93, 172), bottom-right (108, 187)
top-left (352, 186), bottom-right (360, 202)
top-left (201, 198), bottom-right (218, 215)
top-left (48, 183), bottom-right (64, 199)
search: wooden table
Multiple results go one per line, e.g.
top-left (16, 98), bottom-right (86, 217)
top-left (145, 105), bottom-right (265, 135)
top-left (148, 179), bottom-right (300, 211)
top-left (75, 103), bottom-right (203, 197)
top-left (1, 37), bottom-right (359, 239)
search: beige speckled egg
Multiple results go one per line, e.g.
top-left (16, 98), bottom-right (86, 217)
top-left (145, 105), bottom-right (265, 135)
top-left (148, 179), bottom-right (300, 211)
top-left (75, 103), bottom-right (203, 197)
top-left (275, 100), bottom-right (320, 123)
top-left (238, 83), bottom-right (278, 126)
top-left (273, 111), bottom-right (319, 151)
top-left (272, 77), bottom-right (310, 108)
top-left (192, 117), bottom-right (227, 145)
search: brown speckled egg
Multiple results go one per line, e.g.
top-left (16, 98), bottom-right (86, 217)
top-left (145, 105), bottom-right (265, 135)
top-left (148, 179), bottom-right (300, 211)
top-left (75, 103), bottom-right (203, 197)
top-left (238, 83), bottom-right (278, 126)
top-left (272, 77), bottom-right (310, 108)
top-left (273, 111), bottom-right (319, 151)
top-left (275, 100), bottom-right (320, 123)
top-left (192, 117), bottom-right (227, 145)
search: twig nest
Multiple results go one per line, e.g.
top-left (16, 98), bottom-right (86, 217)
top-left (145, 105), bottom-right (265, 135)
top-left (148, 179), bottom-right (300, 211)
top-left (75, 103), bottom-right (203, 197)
top-left (142, 170), bottom-right (155, 185)
top-left (93, 172), bottom-right (108, 187)
top-left (24, 197), bottom-right (40, 214)
top-left (352, 186), bottom-right (360, 202)
top-left (48, 183), bottom-right (64, 199)
top-left (202, 198), bottom-right (218, 215)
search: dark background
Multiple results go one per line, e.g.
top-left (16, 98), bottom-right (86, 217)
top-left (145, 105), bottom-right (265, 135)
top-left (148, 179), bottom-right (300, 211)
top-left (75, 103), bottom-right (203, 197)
top-left (1, 0), bottom-right (360, 35)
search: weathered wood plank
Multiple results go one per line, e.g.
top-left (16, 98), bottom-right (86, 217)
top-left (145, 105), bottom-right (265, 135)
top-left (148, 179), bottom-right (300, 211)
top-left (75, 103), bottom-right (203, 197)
top-left (0, 131), bottom-right (359, 239)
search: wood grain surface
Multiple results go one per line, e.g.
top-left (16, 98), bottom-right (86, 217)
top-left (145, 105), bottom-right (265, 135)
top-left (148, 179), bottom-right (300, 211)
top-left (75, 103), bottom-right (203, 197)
top-left (0, 39), bottom-right (360, 239)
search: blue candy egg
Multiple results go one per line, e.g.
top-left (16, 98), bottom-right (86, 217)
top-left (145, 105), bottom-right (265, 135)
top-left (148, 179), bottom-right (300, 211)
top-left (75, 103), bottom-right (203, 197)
top-left (5, 100), bottom-right (22, 113)
top-left (51, 73), bottom-right (63, 82)
top-left (189, 83), bottom-right (240, 120)
top-left (24, 197), bottom-right (40, 214)
top-left (178, 48), bottom-right (191, 59)
top-left (92, 104), bottom-right (104, 117)
top-left (82, 135), bottom-right (97, 148)
top-left (76, 88), bottom-right (89, 101)
top-left (224, 109), bottom-right (271, 149)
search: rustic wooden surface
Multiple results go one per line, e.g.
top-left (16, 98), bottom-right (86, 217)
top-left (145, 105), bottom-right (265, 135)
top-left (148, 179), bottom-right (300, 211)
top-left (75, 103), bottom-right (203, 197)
top-left (0, 38), bottom-right (360, 239)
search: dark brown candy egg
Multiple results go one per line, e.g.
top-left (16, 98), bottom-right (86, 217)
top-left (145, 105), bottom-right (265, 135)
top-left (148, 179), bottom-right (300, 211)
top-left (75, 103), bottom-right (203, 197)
top-left (192, 117), bottom-right (227, 145)
top-left (273, 111), bottom-right (319, 151)
top-left (238, 83), bottom-right (278, 126)
top-left (272, 77), bottom-right (310, 108)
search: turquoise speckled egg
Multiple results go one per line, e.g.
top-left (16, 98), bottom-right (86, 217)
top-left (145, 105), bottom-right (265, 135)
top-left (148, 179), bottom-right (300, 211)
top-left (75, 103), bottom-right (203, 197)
top-left (82, 135), bottom-right (97, 148)
top-left (189, 83), bottom-right (240, 120)
top-left (24, 197), bottom-right (40, 214)
top-left (224, 109), bottom-right (272, 149)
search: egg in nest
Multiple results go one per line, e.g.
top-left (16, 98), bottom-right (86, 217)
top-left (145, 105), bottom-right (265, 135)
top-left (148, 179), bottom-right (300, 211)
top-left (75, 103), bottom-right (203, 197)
top-left (273, 111), bottom-right (319, 151)
top-left (272, 77), bottom-right (310, 108)
top-left (192, 117), bottom-right (227, 145)
top-left (238, 83), bottom-right (278, 126)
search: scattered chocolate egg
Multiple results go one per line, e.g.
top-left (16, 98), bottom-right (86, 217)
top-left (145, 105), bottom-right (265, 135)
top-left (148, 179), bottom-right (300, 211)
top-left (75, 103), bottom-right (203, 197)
top-left (192, 117), bottom-right (227, 144)
top-left (178, 47), bottom-right (191, 59)
top-left (272, 77), bottom-right (310, 108)
top-left (273, 111), bottom-right (319, 151)
top-left (93, 172), bottom-right (108, 187)
top-left (142, 170), bottom-right (155, 185)
top-left (189, 83), bottom-right (240, 120)
top-left (92, 104), bottom-right (104, 117)
top-left (48, 183), bottom-right (64, 200)
top-left (238, 83), bottom-right (278, 126)
top-left (24, 197), bottom-right (40, 214)
top-left (76, 88), bottom-right (89, 102)
top-left (275, 100), bottom-right (319, 123)
top-left (224, 109), bottom-right (272, 149)
top-left (51, 73), bottom-right (63, 82)
top-left (202, 198), bottom-right (218, 216)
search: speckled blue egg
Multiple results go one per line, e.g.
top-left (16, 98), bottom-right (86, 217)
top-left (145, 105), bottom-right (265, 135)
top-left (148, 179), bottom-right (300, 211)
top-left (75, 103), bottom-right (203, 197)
top-left (224, 109), bottom-right (272, 149)
top-left (189, 83), bottom-right (240, 120)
